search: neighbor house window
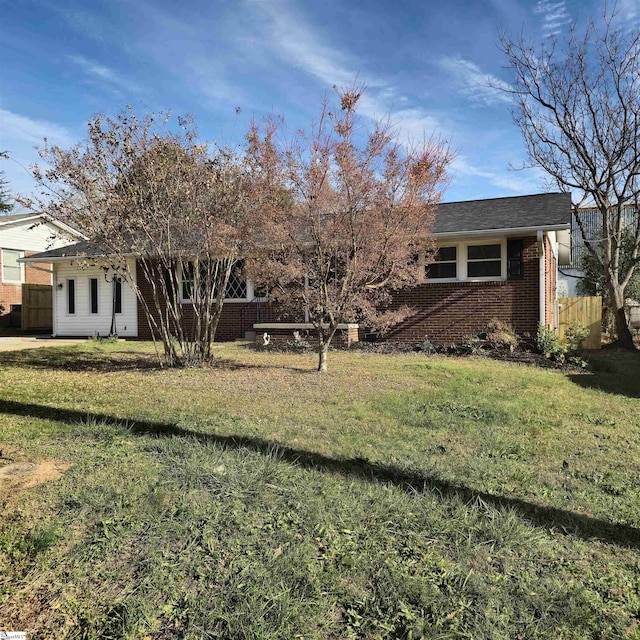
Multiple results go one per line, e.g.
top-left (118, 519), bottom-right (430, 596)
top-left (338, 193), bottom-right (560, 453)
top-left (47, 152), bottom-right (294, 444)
top-left (467, 243), bottom-right (502, 278)
top-left (180, 260), bottom-right (247, 302)
top-left (89, 278), bottom-right (99, 314)
top-left (114, 278), bottom-right (123, 314)
top-left (2, 249), bottom-right (23, 283)
top-left (67, 279), bottom-right (76, 315)
top-left (426, 246), bottom-right (457, 279)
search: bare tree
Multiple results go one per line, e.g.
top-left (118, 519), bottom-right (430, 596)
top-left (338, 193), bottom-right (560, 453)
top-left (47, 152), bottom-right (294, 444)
top-left (24, 109), bottom-right (261, 366)
top-left (247, 87), bottom-right (452, 372)
top-left (0, 153), bottom-right (13, 214)
top-left (500, 10), bottom-right (640, 348)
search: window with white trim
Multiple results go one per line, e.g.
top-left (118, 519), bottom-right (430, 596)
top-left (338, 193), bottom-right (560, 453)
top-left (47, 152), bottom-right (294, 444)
top-left (2, 249), bottom-right (23, 283)
top-left (466, 243), bottom-right (502, 278)
top-left (180, 260), bottom-right (248, 302)
top-left (426, 246), bottom-right (457, 279)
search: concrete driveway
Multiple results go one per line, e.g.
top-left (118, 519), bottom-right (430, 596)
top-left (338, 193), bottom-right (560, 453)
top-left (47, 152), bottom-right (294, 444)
top-left (0, 336), bottom-right (87, 352)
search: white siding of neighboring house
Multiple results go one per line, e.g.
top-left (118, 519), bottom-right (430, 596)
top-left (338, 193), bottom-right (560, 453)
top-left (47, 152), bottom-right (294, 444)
top-left (1, 219), bottom-right (78, 253)
top-left (53, 259), bottom-right (138, 337)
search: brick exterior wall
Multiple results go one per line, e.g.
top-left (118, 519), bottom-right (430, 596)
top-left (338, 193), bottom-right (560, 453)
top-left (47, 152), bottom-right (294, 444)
top-left (381, 236), bottom-right (541, 344)
top-left (136, 260), bottom-right (256, 342)
top-left (0, 253), bottom-right (52, 327)
top-left (136, 235), bottom-right (552, 345)
top-left (544, 235), bottom-right (557, 329)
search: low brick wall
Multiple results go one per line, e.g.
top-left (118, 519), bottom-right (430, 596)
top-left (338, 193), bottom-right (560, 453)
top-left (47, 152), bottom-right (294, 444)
top-left (253, 323), bottom-right (359, 348)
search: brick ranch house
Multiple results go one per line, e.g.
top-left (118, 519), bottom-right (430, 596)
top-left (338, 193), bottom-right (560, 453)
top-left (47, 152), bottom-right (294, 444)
top-left (21, 192), bottom-right (571, 344)
top-left (0, 213), bottom-right (85, 328)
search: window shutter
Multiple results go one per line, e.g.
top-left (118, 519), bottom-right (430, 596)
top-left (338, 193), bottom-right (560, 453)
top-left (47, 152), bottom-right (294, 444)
top-left (507, 239), bottom-right (524, 280)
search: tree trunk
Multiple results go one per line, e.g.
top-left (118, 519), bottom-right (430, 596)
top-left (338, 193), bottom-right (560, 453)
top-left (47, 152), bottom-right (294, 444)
top-left (317, 324), bottom-right (338, 372)
top-left (610, 283), bottom-right (636, 349)
top-left (318, 339), bottom-right (329, 372)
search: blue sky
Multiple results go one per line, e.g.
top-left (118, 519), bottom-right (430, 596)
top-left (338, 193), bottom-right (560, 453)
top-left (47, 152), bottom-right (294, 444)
top-left (1, 0), bottom-right (638, 207)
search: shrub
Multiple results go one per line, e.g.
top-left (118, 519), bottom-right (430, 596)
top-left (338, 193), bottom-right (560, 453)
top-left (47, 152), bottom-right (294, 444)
top-left (535, 323), bottom-right (589, 368)
top-left (485, 319), bottom-right (519, 352)
top-left (459, 334), bottom-right (485, 355)
top-left (418, 336), bottom-right (437, 354)
top-left (565, 322), bottom-right (590, 352)
top-left (535, 324), bottom-right (565, 362)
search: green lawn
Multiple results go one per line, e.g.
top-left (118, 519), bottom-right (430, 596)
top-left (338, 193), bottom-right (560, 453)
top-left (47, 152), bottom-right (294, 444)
top-left (1, 342), bottom-right (639, 639)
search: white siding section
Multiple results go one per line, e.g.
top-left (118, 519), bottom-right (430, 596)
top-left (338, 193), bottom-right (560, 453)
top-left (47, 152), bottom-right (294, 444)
top-left (53, 259), bottom-right (138, 337)
top-left (0, 220), bottom-right (77, 252)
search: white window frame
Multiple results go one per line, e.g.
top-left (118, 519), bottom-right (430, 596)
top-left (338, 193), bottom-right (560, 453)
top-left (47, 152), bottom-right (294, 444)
top-left (178, 262), bottom-right (255, 304)
top-left (424, 244), bottom-right (458, 282)
top-left (463, 239), bottom-right (506, 281)
top-left (423, 238), bottom-right (507, 283)
top-left (1, 248), bottom-right (25, 284)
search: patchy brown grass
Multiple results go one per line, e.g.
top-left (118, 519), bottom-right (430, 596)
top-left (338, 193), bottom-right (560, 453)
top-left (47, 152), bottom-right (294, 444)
top-left (0, 341), bottom-right (639, 638)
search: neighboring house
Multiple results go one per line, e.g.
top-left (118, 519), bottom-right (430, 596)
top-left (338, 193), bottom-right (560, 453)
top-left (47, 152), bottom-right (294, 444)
top-left (557, 206), bottom-right (640, 328)
top-left (0, 213), bottom-right (85, 328)
top-left (557, 205), bottom-right (639, 298)
top-left (22, 192), bottom-right (570, 343)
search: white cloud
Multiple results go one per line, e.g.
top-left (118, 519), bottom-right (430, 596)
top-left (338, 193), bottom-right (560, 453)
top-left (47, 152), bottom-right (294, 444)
top-left (533, 0), bottom-right (572, 38)
top-left (0, 109), bottom-right (74, 149)
top-left (612, 0), bottom-right (640, 31)
top-left (67, 55), bottom-right (138, 98)
top-left (0, 109), bottom-right (77, 203)
top-left (439, 57), bottom-right (512, 107)
top-left (451, 155), bottom-right (544, 194)
top-left (244, 0), bottom-right (442, 142)
top-left (68, 55), bottom-right (119, 83)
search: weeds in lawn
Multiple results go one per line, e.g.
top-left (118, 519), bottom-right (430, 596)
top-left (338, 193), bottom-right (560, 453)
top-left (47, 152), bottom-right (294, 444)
top-left (0, 343), bottom-right (639, 638)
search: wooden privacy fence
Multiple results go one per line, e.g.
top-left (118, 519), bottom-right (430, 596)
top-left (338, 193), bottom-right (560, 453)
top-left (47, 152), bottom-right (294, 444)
top-left (558, 296), bottom-right (602, 350)
top-left (21, 284), bottom-right (53, 331)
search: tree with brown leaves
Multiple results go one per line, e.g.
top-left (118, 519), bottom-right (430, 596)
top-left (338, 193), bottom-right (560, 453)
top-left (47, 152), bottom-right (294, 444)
top-left (26, 109), bottom-right (262, 366)
top-left (247, 88), bottom-right (453, 372)
top-left (500, 10), bottom-right (640, 349)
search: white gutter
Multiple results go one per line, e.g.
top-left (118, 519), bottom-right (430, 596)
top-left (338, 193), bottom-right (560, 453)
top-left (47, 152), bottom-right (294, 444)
top-left (538, 230), bottom-right (546, 329)
top-left (19, 253), bottom-right (135, 264)
top-left (433, 223), bottom-right (569, 239)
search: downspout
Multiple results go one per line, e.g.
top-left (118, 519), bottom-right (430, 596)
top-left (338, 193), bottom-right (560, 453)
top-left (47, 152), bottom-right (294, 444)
top-left (23, 261), bottom-right (54, 275)
top-left (538, 230), bottom-right (546, 329)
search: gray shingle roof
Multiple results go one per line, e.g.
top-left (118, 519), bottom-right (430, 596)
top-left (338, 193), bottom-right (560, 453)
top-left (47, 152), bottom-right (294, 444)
top-left (23, 192), bottom-right (571, 261)
top-left (433, 192), bottom-right (571, 234)
top-left (18, 240), bottom-right (112, 262)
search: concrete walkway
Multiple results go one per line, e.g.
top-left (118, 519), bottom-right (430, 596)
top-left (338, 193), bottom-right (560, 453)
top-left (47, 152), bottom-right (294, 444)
top-left (0, 336), bottom-right (87, 352)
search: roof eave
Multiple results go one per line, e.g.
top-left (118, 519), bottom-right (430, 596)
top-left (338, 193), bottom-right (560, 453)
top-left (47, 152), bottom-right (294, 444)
top-left (19, 252), bottom-right (134, 263)
top-left (433, 223), bottom-right (570, 239)
top-left (0, 213), bottom-right (86, 239)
